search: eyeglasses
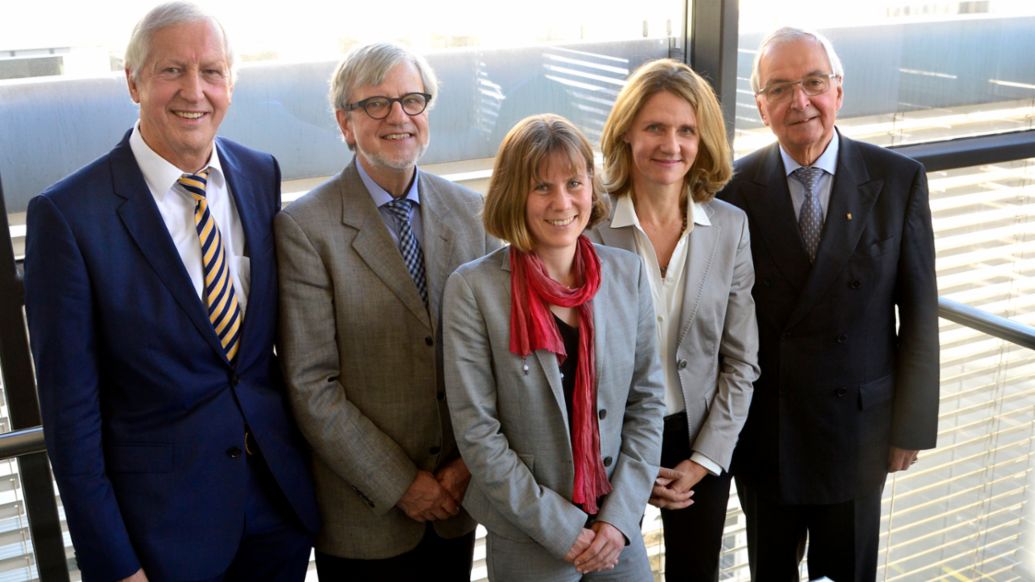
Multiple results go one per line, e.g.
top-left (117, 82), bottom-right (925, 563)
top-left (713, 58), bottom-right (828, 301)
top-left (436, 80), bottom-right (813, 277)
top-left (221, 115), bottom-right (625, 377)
top-left (756, 73), bottom-right (840, 102)
top-left (344, 92), bottom-right (432, 120)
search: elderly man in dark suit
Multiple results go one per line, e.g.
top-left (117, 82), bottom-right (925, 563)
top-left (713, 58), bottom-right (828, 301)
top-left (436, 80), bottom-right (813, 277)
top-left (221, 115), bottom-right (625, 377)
top-left (719, 27), bottom-right (940, 582)
top-left (275, 42), bottom-right (498, 581)
top-left (22, 3), bottom-right (319, 581)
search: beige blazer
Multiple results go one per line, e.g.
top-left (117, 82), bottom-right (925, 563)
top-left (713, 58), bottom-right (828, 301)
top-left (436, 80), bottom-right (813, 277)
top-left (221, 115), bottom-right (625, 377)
top-left (275, 160), bottom-right (498, 558)
top-left (588, 198), bottom-right (759, 471)
top-left (443, 244), bottom-right (665, 559)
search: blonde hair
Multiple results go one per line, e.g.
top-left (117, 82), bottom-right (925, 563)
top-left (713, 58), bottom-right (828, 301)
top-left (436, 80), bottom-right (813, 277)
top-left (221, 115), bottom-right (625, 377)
top-left (601, 59), bottom-right (732, 203)
top-left (484, 114), bottom-right (609, 252)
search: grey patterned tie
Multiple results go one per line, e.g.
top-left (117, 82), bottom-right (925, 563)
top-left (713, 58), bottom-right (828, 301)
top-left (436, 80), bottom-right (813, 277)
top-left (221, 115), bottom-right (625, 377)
top-left (792, 166), bottom-right (825, 263)
top-left (384, 198), bottom-right (428, 305)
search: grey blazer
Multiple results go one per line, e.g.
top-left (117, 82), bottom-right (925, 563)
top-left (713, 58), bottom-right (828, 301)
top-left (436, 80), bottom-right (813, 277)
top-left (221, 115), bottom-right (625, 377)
top-left (588, 198), bottom-right (759, 471)
top-left (275, 161), bottom-right (498, 558)
top-left (443, 244), bottom-right (665, 560)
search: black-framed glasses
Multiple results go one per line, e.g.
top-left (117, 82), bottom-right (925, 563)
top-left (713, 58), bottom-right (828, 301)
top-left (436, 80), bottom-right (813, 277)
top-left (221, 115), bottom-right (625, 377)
top-left (756, 73), bottom-right (840, 102)
top-left (344, 92), bottom-right (432, 119)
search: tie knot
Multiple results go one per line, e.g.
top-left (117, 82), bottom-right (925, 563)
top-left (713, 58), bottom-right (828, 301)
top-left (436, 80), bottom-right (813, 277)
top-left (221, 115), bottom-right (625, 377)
top-left (178, 170), bottom-right (211, 200)
top-left (384, 197), bottom-right (415, 222)
top-left (792, 166), bottom-right (823, 195)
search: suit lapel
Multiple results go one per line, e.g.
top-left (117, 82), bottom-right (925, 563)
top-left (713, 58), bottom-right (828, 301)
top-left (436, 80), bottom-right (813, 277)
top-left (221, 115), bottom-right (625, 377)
top-left (418, 174), bottom-right (458, 327)
top-left (676, 206), bottom-right (720, 346)
top-left (786, 134), bottom-right (881, 328)
top-left (501, 249), bottom-right (572, 428)
top-left (339, 163), bottom-right (431, 327)
top-left (743, 145), bottom-right (812, 293)
top-left (111, 137), bottom-right (228, 360)
top-left (218, 139), bottom-right (268, 365)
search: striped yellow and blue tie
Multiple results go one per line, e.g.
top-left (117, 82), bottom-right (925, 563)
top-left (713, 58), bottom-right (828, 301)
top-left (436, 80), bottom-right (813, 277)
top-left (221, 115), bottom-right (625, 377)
top-left (178, 170), bottom-right (242, 364)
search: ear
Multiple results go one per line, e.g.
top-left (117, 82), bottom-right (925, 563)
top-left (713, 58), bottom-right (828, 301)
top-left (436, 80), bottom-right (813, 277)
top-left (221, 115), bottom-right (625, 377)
top-left (335, 109), bottom-right (355, 147)
top-left (834, 79), bottom-right (844, 112)
top-left (126, 68), bottom-right (140, 104)
top-left (755, 95), bottom-right (770, 127)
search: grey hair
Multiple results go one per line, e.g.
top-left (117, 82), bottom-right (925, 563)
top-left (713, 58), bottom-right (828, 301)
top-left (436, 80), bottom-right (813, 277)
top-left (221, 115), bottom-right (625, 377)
top-left (329, 42), bottom-right (439, 114)
top-left (750, 27), bottom-right (844, 93)
top-left (124, 1), bottom-right (236, 83)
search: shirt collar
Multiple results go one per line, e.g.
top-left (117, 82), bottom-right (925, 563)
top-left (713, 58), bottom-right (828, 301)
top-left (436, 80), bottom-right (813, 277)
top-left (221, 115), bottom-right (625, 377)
top-left (356, 158), bottom-right (421, 208)
top-left (610, 193), bottom-right (711, 231)
top-left (129, 122), bottom-right (224, 202)
top-left (779, 128), bottom-right (839, 177)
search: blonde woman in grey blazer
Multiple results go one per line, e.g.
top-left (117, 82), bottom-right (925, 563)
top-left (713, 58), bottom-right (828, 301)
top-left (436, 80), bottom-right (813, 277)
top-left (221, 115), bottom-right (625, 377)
top-left (589, 60), bottom-right (760, 581)
top-left (444, 115), bottom-right (665, 581)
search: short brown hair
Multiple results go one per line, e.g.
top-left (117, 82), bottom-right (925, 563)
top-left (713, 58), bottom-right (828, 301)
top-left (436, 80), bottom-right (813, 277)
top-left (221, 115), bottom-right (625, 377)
top-left (484, 114), bottom-right (609, 252)
top-left (601, 59), bottom-right (732, 203)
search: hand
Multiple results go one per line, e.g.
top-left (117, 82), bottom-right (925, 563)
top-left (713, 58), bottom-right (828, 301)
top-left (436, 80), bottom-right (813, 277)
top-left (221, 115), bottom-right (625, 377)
top-left (119, 569), bottom-right (148, 582)
top-left (396, 470), bottom-right (459, 522)
top-left (573, 521), bottom-right (625, 574)
top-left (435, 458), bottom-right (471, 505)
top-left (648, 459), bottom-right (708, 509)
top-left (563, 528), bottom-right (596, 563)
top-left (888, 446), bottom-right (919, 473)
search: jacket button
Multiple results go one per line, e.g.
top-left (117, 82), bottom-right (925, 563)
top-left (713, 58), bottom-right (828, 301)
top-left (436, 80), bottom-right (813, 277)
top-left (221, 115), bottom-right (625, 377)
top-left (425, 336), bottom-right (434, 346)
top-left (849, 279), bottom-right (862, 289)
top-left (429, 446), bottom-right (441, 455)
top-left (598, 409), bottom-right (607, 420)
top-left (836, 333), bottom-right (848, 344)
top-left (230, 374), bottom-right (239, 386)
top-left (677, 359), bottom-right (688, 370)
top-left (835, 387), bottom-right (848, 398)
top-left (602, 456), bottom-right (613, 467)
top-left (226, 447), bottom-right (242, 459)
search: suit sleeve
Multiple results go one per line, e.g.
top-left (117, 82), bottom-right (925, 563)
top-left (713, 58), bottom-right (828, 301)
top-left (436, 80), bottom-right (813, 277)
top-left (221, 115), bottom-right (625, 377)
top-left (23, 195), bottom-right (141, 580)
top-left (596, 260), bottom-right (666, 543)
top-left (274, 210), bottom-right (418, 512)
top-left (691, 211), bottom-right (760, 471)
top-left (443, 270), bottom-right (589, 559)
top-left (890, 165), bottom-right (940, 450)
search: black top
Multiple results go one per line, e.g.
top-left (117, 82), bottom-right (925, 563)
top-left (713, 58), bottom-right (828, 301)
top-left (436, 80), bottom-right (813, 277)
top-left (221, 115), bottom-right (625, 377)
top-left (555, 314), bottom-right (579, 427)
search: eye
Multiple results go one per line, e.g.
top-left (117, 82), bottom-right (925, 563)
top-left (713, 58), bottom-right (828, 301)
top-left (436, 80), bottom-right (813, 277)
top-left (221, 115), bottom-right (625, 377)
top-left (645, 123), bottom-right (662, 133)
top-left (533, 182), bottom-right (550, 193)
top-left (679, 125), bottom-right (697, 136)
top-left (804, 76), bottom-right (826, 90)
top-left (364, 97), bottom-right (390, 112)
top-left (567, 178), bottom-right (583, 189)
top-left (766, 83), bottom-right (788, 97)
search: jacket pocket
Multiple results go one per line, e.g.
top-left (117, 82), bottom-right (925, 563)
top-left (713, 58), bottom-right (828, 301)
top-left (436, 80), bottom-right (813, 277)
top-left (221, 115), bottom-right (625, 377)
top-left (857, 374), bottom-right (893, 410)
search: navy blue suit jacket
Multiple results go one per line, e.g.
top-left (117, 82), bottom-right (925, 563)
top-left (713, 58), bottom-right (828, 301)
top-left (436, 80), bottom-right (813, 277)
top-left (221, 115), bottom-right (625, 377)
top-left (23, 131), bottom-right (319, 581)
top-left (719, 132), bottom-right (939, 505)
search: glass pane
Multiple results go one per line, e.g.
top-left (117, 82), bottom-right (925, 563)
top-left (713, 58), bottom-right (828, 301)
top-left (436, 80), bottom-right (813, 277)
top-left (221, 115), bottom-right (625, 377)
top-left (734, 2), bottom-right (1035, 156)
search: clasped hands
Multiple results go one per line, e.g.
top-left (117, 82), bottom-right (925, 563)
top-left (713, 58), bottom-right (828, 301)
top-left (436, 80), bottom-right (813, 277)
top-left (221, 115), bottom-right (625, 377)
top-left (563, 521), bottom-right (625, 574)
top-left (396, 458), bottom-right (471, 522)
top-left (649, 458), bottom-right (707, 510)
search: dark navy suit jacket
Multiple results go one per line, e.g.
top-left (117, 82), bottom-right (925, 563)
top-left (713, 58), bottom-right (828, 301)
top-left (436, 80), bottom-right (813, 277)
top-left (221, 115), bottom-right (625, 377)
top-left (23, 131), bottom-right (319, 581)
top-left (719, 131), bottom-right (940, 505)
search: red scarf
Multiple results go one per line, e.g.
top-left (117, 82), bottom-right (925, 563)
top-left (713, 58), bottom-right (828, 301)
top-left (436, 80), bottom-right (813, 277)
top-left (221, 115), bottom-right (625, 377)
top-left (509, 236), bottom-right (610, 514)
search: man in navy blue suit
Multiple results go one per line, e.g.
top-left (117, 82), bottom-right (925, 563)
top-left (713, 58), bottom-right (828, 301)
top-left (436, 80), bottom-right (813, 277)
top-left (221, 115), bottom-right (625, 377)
top-left (22, 3), bottom-right (318, 580)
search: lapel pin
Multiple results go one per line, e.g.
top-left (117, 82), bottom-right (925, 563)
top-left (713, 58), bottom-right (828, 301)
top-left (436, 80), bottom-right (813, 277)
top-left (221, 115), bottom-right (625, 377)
top-left (846, 212), bottom-right (853, 221)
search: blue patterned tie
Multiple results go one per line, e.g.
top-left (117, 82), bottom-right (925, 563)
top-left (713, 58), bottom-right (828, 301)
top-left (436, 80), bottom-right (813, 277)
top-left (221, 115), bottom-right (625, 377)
top-left (384, 198), bottom-right (428, 305)
top-left (178, 170), bottom-right (243, 364)
top-left (793, 166), bottom-right (825, 263)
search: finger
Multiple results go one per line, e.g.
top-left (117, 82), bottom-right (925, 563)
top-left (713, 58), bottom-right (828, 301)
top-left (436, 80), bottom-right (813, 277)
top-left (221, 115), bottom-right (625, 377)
top-left (654, 476), bottom-right (674, 487)
top-left (657, 467), bottom-right (682, 480)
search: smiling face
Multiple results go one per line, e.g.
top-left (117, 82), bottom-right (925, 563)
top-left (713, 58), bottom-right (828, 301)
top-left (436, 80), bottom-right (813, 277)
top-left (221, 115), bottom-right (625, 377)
top-left (625, 90), bottom-right (700, 193)
top-left (525, 150), bottom-right (593, 260)
top-left (127, 19), bottom-right (232, 173)
top-left (755, 37), bottom-right (843, 165)
top-left (337, 61), bottom-right (430, 192)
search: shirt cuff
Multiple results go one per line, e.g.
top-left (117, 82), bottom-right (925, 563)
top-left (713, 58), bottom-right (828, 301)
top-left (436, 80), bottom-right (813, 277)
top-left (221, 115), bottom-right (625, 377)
top-left (691, 452), bottom-right (721, 476)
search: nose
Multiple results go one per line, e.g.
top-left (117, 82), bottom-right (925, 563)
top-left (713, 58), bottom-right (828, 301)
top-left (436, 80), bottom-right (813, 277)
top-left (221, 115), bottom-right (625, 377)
top-left (789, 82), bottom-right (811, 109)
top-left (179, 69), bottom-right (204, 101)
top-left (385, 99), bottom-right (409, 123)
top-left (662, 129), bottom-right (679, 152)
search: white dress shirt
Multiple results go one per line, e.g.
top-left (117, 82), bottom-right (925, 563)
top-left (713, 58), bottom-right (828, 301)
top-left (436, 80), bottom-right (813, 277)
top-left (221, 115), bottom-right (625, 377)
top-left (610, 194), bottom-right (721, 475)
top-left (130, 124), bottom-right (250, 314)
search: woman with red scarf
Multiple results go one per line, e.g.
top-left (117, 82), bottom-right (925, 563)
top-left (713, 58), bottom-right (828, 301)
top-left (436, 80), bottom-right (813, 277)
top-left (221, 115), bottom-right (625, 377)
top-left (442, 114), bottom-right (665, 581)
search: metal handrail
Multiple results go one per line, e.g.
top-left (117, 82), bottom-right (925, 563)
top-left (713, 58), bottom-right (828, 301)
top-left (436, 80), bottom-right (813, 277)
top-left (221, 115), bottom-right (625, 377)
top-left (0, 425), bottom-right (45, 460)
top-left (938, 296), bottom-right (1035, 351)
